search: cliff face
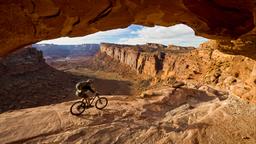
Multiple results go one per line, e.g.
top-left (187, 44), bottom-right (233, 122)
top-left (100, 42), bottom-right (256, 103)
top-left (100, 43), bottom-right (172, 76)
top-left (100, 43), bottom-right (194, 77)
top-left (0, 46), bottom-right (45, 75)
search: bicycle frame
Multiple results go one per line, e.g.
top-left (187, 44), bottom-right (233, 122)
top-left (82, 93), bottom-right (100, 105)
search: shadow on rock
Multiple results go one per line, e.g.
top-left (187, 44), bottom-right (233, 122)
top-left (140, 87), bottom-right (218, 120)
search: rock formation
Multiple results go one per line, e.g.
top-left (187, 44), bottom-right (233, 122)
top-left (0, 0), bottom-right (256, 58)
top-left (0, 47), bottom-right (81, 113)
top-left (100, 42), bottom-right (256, 103)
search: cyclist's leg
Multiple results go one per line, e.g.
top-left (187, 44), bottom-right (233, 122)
top-left (83, 94), bottom-right (91, 106)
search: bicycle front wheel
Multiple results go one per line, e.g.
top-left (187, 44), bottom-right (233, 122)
top-left (95, 97), bottom-right (108, 110)
top-left (70, 101), bottom-right (86, 116)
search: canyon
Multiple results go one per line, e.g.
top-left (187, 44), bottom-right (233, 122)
top-left (0, 1), bottom-right (256, 143)
top-left (0, 42), bottom-right (255, 143)
top-left (100, 42), bottom-right (256, 103)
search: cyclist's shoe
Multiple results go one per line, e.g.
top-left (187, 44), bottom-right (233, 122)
top-left (88, 104), bottom-right (94, 108)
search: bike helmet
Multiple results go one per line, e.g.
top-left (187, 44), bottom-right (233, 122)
top-left (86, 79), bottom-right (93, 84)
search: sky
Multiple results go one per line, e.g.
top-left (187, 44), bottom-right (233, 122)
top-left (38, 24), bottom-right (208, 47)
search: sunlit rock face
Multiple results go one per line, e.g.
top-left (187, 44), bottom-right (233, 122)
top-left (100, 43), bottom-right (171, 76)
top-left (0, 0), bottom-right (255, 57)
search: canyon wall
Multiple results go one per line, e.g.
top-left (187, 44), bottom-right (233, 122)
top-left (100, 42), bottom-right (256, 103)
top-left (100, 43), bottom-right (194, 77)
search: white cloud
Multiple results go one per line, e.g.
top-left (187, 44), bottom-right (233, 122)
top-left (38, 24), bottom-right (208, 47)
top-left (118, 24), bottom-right (208, 47)
top-left (38, 28), bottom-right (132, 45)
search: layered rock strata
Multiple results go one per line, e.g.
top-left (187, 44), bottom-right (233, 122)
top-left (100, 43), bottom-right (195, 76)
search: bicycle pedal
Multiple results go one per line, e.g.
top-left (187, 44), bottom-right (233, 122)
top-left (86, 105), bottom-right (94, 108)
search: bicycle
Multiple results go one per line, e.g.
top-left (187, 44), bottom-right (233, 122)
top-left (70, 93), bottom-right (108, 116)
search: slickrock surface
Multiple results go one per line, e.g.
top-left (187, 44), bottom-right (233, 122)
top-left (0, 86), bottom-right (255, 144)
top-left (0, 0), bottom-right (256, 58)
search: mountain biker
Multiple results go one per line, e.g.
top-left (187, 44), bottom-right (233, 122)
top-left (75, 79), bottom-right (98, 106)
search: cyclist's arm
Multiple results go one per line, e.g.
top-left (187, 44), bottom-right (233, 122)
top-left (88, 86), bottom-right (95, 93)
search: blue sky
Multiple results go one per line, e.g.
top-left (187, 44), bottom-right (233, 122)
top-left (38, 24), bottom-right (208, 47)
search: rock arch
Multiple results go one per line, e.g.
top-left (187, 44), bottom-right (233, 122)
top-left (0, 0), bottom-right (255, 58)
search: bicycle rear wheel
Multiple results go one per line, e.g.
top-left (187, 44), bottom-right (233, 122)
top-left (70, 101), bottom-right (86, 116)
top-left (95, 97), bottom-right (108, 110)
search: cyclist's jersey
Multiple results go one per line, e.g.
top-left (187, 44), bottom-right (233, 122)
top-left (81, 84), bottom-right (95, 93)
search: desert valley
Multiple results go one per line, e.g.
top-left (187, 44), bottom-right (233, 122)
top-left (0, 41), bottom-right (255, 143)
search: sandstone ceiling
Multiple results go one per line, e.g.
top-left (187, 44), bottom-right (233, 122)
top-left (0, 0), bottom-right (256, 58)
